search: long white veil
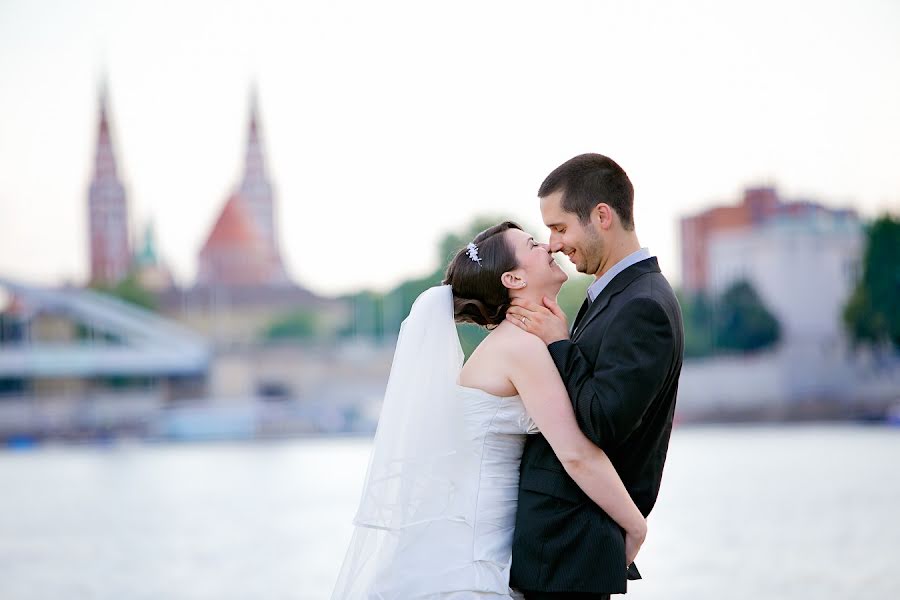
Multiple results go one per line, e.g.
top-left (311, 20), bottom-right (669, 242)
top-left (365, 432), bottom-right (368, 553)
top-left (331, 285), bottom-right (474, 599)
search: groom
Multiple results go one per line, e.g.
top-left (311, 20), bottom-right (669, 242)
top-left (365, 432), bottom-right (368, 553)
top-left (506, 153), bottom-right (684, 599)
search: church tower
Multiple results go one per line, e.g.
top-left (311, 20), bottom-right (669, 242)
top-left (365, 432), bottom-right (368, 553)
top-left (87, 83), bottom-right (130, 285)
top-left (236, 88), bottom-right (289, 284)
top-left (196, 87), bottom-right (291, 288)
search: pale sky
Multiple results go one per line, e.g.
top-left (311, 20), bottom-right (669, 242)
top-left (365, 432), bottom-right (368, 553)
top-left (1, 0), bottom-right (898, 297)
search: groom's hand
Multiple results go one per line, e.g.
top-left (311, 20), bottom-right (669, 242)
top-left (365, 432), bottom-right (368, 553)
top-left (506, 295), bottom-right (569, 345)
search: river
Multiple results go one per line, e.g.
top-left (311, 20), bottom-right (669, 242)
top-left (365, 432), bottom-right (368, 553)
top-left (1, 424), bottom-right (897, 599)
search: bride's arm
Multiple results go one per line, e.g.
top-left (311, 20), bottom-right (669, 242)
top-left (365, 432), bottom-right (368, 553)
top-left (507, 332), bottom-right (646, 555)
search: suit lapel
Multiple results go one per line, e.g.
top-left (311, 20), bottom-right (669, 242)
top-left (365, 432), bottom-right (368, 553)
top-left (570, 297), bottom-right (590, 336)
top-left (572, 257), bottom-right (661, 342)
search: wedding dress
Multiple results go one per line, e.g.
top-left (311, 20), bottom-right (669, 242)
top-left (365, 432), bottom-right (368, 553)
top-left (331, 286), bottom-right (538, 599)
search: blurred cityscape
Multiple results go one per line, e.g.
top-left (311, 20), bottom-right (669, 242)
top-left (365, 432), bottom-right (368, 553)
top-left (0, 84), bottom-right (897, 446)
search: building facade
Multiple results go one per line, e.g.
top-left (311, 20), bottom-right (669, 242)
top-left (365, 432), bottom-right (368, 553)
top-left (679, 187), bottom-right (858, 294)
top-left (707, 212), bottom-right (862, 346)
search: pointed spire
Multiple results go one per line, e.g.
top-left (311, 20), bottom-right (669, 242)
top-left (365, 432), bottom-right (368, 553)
top-left (196, 82), bottom-right (291, 288)
top-left (87, 78), bottom-right (130, 285)
top-left (242, 84), bottom-right (266, 184)
top-left (249, 81), bottom-right (259, 122)
top-left (94, 79), bottom-right (118, 180)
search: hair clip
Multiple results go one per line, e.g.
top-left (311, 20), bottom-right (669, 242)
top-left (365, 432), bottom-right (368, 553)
top-left (466, 242), bottom-right (482, 265)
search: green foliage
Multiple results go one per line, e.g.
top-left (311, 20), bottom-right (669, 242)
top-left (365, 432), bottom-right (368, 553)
top-left (436, 215), bottom-right (509, 270)
top-left (265, 309), bottom-right (319, 340)
top-left (338, 215), bottom-right (580, 357)
top-left (90, 272), bottom-right (158, 312)
top-left (714, 280), bottom-right (781, 352)
top-left (679, 280), bottom-right (781, 357)
top-left (457, 323), bottom-right (489, 358)
top-left (339, 216), bottom-right (512, 343)
top-left (843, 215), bottom-right (900, 349)
top-left (556, 274), bottom-right (593, 322)
top-left (678, 290), bottom-right (715, 358)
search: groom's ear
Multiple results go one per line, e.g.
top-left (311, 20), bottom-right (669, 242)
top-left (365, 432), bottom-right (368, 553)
top-left (501, 270), bottom-right (526, 290)
top-left (594, 203), bottom-right (614, 231)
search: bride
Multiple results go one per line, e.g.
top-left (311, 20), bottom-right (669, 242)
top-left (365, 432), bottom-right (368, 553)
top-left (331, 221), bottom-right (646, 599)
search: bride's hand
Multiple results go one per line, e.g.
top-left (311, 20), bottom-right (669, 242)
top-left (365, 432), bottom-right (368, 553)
top-left (624, 519), bottom-right (647, 567)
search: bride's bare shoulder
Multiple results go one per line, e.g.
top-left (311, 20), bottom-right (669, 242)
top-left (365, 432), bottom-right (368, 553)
top-left (461, 322), bottom-right (549, 393)
top-left (490, 321), bottom-right (547, 357)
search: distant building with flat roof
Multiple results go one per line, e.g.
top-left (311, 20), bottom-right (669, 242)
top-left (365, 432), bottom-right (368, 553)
top-left (680, 186), bottom-right (858, 294)
top-left (707, 210), bottom-right (862, 346)
top-left (675, 187), bottom-right (874, 418)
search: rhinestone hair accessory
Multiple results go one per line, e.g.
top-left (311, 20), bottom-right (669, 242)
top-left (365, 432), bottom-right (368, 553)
top-left (465, 242), bottom-right (482, 265)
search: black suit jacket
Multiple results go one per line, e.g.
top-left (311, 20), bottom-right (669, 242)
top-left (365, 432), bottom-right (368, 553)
top-left (510, 257), bottom-right (684, 594)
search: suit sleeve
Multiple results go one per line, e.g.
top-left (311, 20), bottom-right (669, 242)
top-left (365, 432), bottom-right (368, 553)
top-left (547, 297), bottom-right (675, 450)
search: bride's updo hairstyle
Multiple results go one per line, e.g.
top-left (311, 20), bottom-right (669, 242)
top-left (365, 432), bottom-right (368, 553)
top-left (443, 221), bottom-right (522, 329)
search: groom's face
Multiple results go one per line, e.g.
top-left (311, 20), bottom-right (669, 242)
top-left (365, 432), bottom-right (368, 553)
top-left (540, 190), bottom-right (605, 276)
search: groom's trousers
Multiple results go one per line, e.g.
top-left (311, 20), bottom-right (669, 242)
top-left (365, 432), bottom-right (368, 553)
top-left (521, 592), bottom-right (611, 600)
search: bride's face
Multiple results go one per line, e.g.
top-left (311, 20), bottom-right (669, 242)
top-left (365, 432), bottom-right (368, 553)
top-left (502, 228), bottom-right (568, 294)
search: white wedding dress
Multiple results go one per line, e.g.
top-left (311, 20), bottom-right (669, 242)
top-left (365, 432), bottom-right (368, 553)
top-left (331, 286), bottom-right (539, 600)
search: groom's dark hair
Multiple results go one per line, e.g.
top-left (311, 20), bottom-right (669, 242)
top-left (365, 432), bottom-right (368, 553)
top-left (538, 153), bottom-right (635, 230)
top-left (443, 221), bottom-right (522, 329)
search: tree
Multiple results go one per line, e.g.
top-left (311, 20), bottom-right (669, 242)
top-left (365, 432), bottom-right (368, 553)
top-left (265, 309), bottom-right (320, 341)
top-left (843, 215), bottom-right (900, 349)
top-left (437, 215), bottom-right (510, 271)
top-left (339, 216), bottom-right (509, 344)
top-left (555, 273), bottom-right (593, 322)
top-left (678, 290), bottom-right (716, 358)
top-left (89, 272), bottom-right (158, 311)
top-left (677, 281), bottom-right (781, 357)
top-left (714, 280), bottom-right (781, 353)
top-left (337, 215), bottom-right (584, 357)
top-left (337, 291), bottom-right (388, 341)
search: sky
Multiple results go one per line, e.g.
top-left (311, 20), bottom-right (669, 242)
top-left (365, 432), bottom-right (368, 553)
top-left (1, 0), bottom-right (898, 297)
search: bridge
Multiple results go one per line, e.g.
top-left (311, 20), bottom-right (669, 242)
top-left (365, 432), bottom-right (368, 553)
top-left (0, 277), bottom-right (212, 440)
top-left (0, 277), bottom-right (209, 378)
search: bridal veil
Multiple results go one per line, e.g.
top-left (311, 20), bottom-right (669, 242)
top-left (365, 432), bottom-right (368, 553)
top-left (330, 285), bottom-right (476, 598)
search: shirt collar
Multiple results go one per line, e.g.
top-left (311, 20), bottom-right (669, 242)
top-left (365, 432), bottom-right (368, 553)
top-left (587, 247), bottom-right (653, 303)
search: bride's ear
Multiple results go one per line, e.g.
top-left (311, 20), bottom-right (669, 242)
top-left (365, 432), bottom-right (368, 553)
top-left (501, 270), bottom-right (527, 291)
